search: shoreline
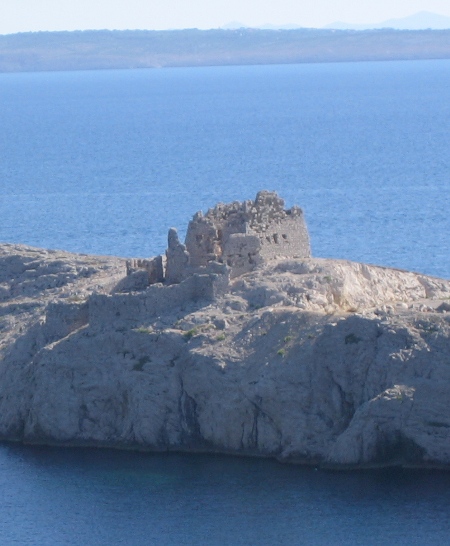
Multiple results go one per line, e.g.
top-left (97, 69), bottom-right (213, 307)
top-left (1, 28), bottom-right (450, 74)
top-left (3, 438), bottom-right (450, 472)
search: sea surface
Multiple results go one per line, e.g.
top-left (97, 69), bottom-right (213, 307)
top-left (1, 445), bottom-right (450, 546)
top-left (0, 60), bottom-right (450, 544)
top-left (1, 60), bottom-right (450, 276)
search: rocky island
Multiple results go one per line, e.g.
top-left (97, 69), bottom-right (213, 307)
top-left (0, 191), bottom-right (449, 468)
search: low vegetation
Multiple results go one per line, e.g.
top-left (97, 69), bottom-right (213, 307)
top-left (1, 28), bottom-right (450, 73)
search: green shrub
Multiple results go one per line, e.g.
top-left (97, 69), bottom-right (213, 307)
top-left (345, 333), bottom-right (362, 344)
top-left (133, 356), bottom-right (150, 371)
top-left (134, 326), bottom-right (153, 334)
top-left (184, 328), bottom-right (198, 340)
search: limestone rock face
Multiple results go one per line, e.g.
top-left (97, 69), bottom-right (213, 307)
top-left (0, 243), bottom-right (125, 354)
top-left (0, 200), bottom-right (449, 468)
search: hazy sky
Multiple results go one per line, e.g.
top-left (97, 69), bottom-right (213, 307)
top-left (2, 0), bottom-right (450, 34)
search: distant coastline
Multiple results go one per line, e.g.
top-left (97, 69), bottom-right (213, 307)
top-left (1, 28), bottom-right (450, 73)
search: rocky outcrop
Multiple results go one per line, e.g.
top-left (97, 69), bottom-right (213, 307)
top-left (0, 195), bottom-right (449, 469)
top-left (0, 243), bottom-right (126, 353)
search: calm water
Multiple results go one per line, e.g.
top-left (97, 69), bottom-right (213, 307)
top-left (1, 445), bottom-right (449, 546)
top-left (1, 60), bottom-right (450, 276)
top-left (1, 60), bottom-right (450, 544)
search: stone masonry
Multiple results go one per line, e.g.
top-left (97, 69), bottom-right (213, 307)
top-left (177, 190), bottom-right (311, 280)
top-left (125, 191), bottom-right (311, 288)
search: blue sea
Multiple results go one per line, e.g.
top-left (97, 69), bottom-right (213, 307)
top-left (0, 60), bottom-right (450, 544)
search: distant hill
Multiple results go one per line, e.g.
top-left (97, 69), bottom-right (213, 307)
top-left (326, 11), bottom-right (450, 30)
top-left (0, 27), bottom-right (450, 73)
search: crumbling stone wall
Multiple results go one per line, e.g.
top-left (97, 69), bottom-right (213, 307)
top-left (89, 273), bottom-right (228, 330)
top-left (165, 228), bottom-right (190, 285)
top-left (182, 190), bottom-right (311, 278)
top-left (116, 256), bottom-right (164, 292)
top-left (126, 256), bottom-right (164, 283)
top-left (126, 190), bottom-right (311, 287)
top-left (48, 191), bottom-right (311, 339)
top-left (221, 234), bottom-right (262, 279)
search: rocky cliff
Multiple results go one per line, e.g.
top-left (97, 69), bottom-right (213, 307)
top-left (0, 195), bottom-right (449, 468)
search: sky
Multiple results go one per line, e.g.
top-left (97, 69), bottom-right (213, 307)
top-left (1, 0), bottom-right (450, 34)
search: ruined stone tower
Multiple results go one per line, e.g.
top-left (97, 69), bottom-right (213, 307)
top-left (168, 190), bottom-right (311, 282)
top-left (125, 191), bottom-right (311, 288)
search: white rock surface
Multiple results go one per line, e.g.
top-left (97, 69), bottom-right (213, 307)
top-left (0, 242), bottom-right (449, 468)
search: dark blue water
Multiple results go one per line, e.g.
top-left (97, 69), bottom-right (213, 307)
top-left (1, 445), bottom-right (449, 546)
top-left (1, 60), bottom-right (450, 276)
top-left (1, 61), bottom-right (450, 544)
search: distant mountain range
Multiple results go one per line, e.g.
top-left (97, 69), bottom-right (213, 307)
top-left (223, 11), bottom-right (450, 31)
top-left (222, 22), bottom-right (303, 30)
top-left (325, 11), bottom-right (450, 30)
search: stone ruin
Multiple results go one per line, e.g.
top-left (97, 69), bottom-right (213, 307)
top-left (49, 191), bottom-right (311, 340)
top-left (124, 191), bottom-right (311, 290)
